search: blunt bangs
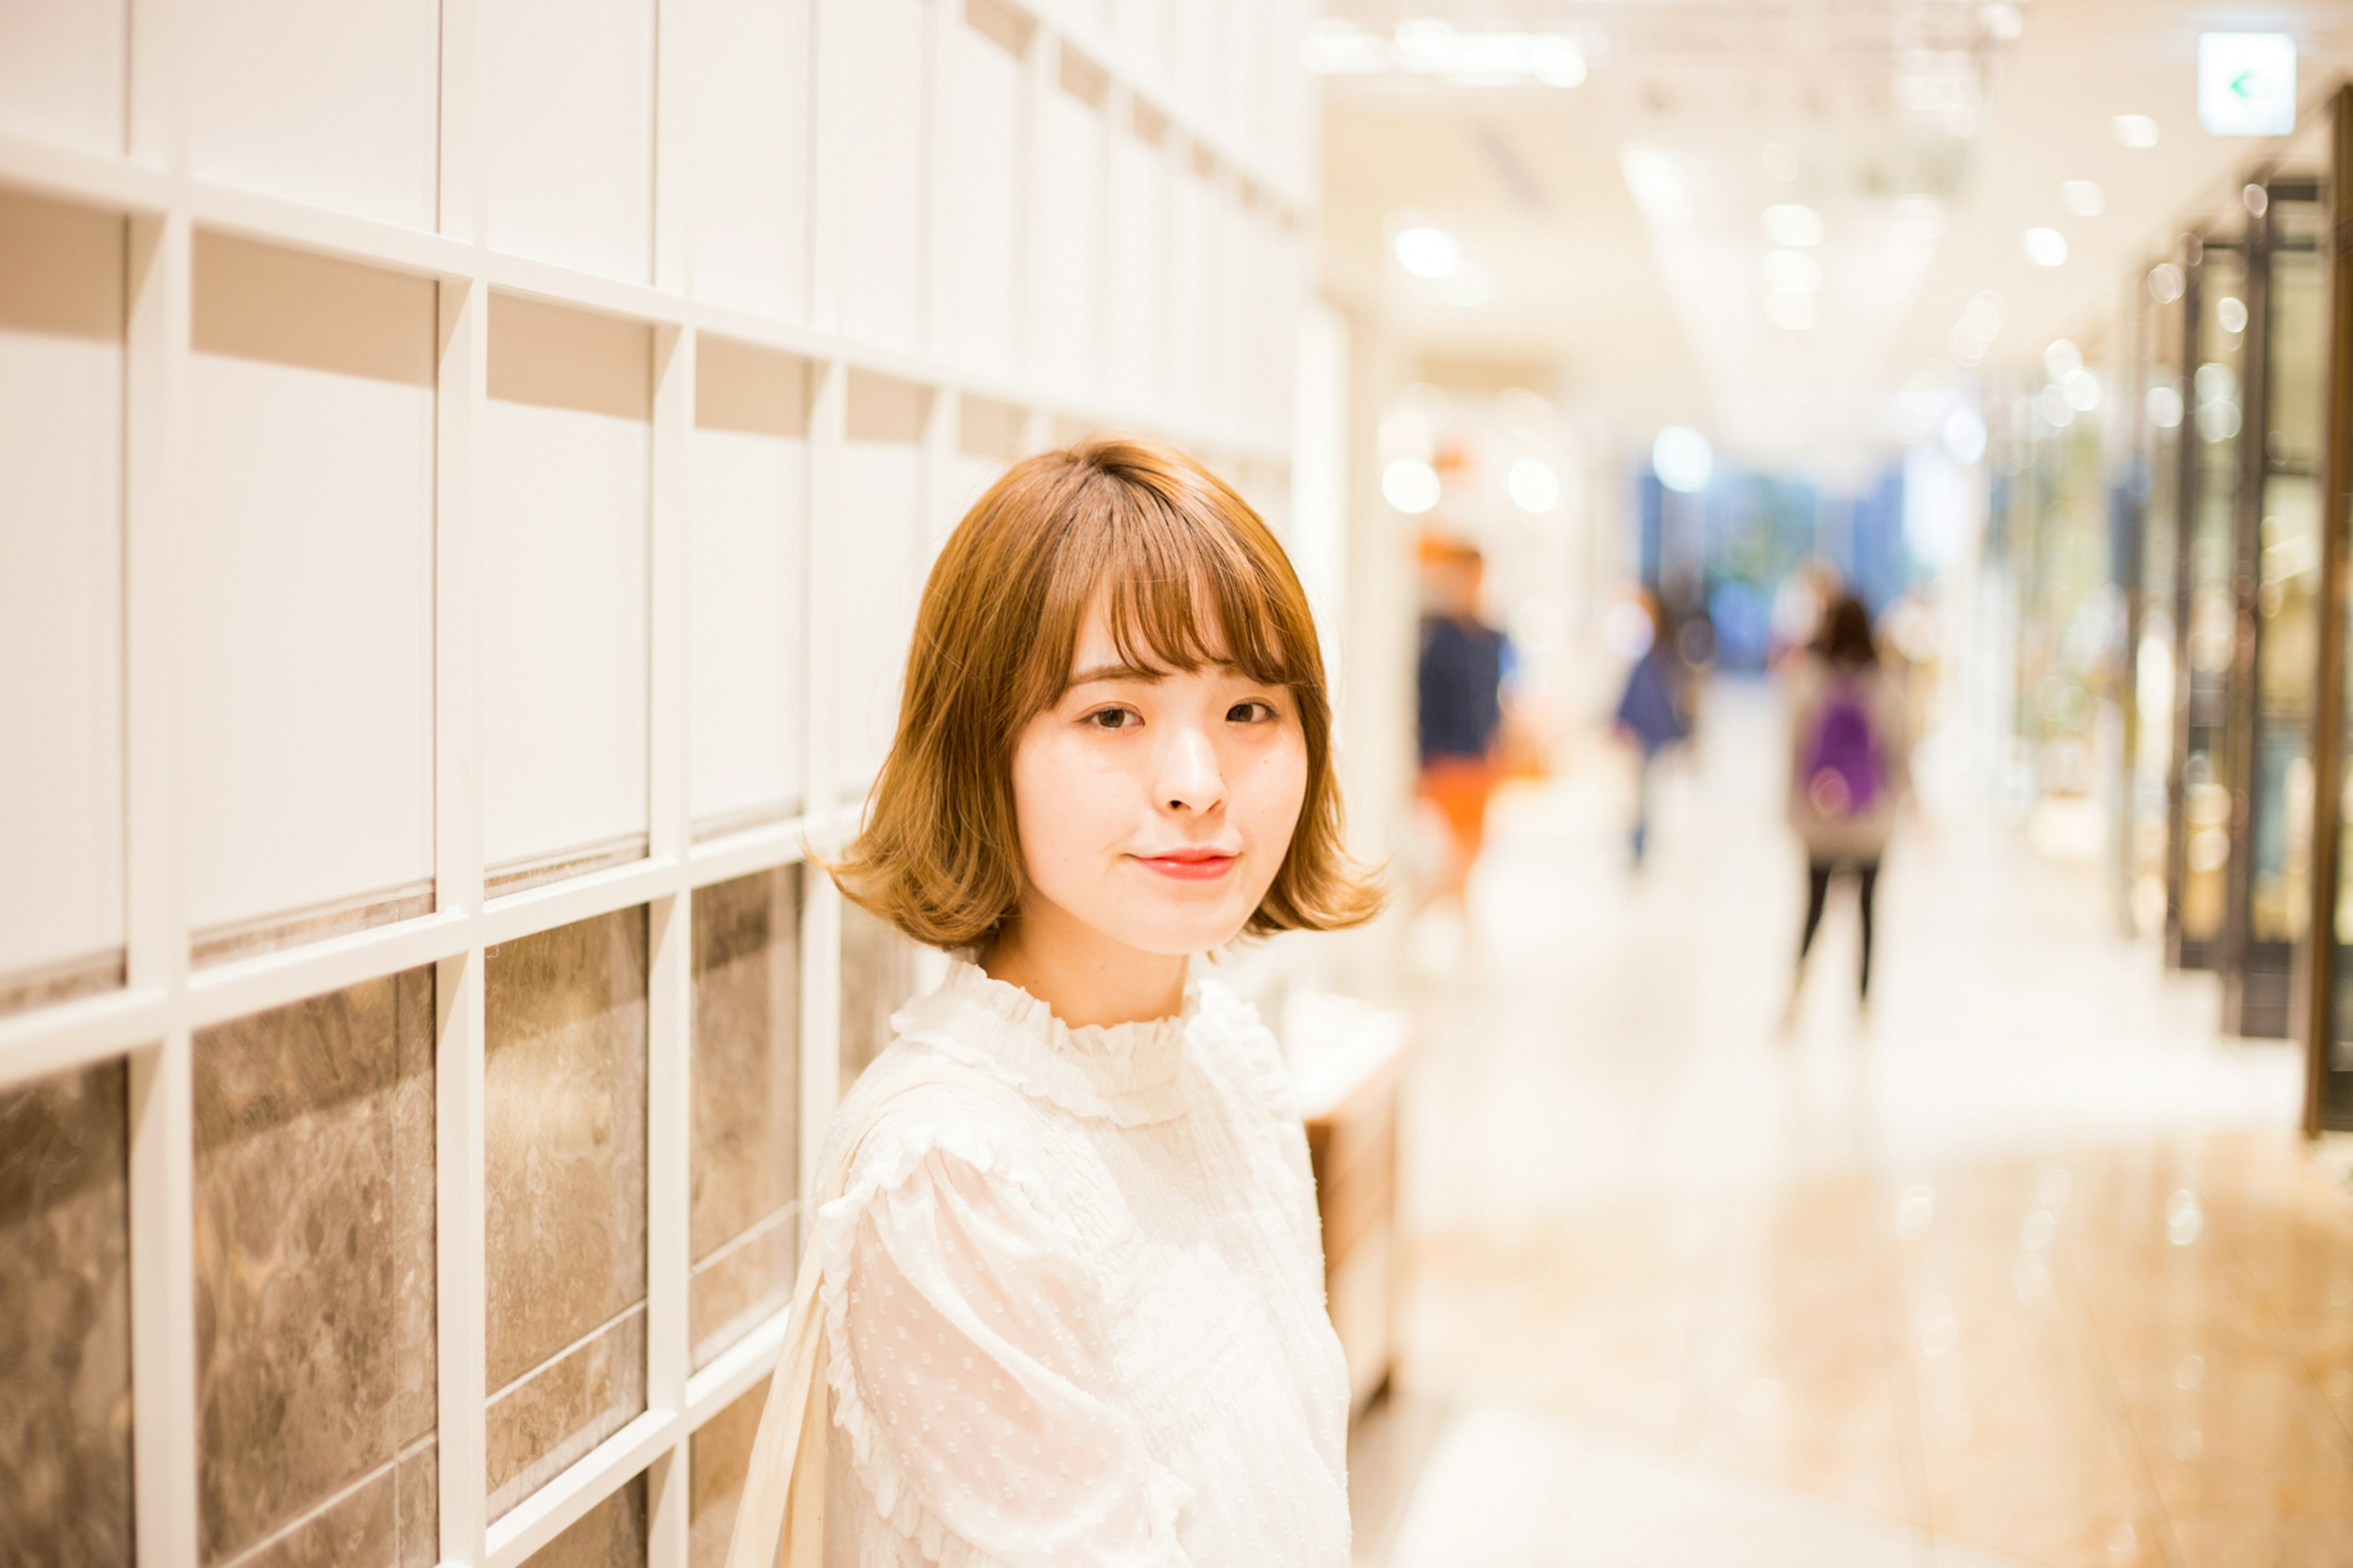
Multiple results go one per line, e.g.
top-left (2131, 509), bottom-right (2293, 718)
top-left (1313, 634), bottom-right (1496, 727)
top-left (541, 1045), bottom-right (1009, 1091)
top-left (834, 434), bottom-right (1382, 949)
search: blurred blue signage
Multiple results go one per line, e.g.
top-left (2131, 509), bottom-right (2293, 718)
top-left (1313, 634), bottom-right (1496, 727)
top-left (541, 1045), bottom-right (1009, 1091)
top-left (2197, 33), bottom-right (2296, 137)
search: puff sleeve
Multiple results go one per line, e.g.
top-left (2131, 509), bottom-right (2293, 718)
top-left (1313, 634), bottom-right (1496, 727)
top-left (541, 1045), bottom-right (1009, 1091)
top-left (816, 1131), bottom-right (1193, 1568)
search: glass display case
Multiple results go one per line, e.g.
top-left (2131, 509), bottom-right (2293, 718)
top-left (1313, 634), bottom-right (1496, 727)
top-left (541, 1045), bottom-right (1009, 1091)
top-left (2222, 177), bottom-right (2327, 1037)
top-left (2170, 232), bottom-right (2246, 968)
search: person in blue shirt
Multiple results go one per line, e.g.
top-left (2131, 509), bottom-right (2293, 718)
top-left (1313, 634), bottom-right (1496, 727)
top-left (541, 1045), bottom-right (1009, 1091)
top-left (1417, 539), bottom-right (1512, 903)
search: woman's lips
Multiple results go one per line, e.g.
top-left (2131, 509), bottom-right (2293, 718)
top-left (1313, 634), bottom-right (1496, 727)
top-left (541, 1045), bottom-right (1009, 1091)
top-left (1132, 850), bottom-right (1238, 882)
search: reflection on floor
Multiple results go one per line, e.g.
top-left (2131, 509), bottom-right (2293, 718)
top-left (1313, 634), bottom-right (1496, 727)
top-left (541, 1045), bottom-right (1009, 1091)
top-left (1353, 681), bottom-right (2353, 1568)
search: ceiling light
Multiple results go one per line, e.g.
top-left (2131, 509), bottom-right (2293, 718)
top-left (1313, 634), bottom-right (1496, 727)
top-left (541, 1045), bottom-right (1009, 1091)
top-left (2023, 227), bottom-right (2068, 267)
top-left (2063, 367), bottom-right (2101, 412)
top-left (2044, 339), bottom-right (2083, 380)
top-left (2146, 385), bottom-right (2184, 428)
top-left (1382, 457), bottom-right (1441, 513)
top-left (1528, 37), bottom-right (1586, 88)
top-left (1653, 426), bottom-right (1713, 493)
top-left (1762, 203), bottom-right (1824, 247)
top-left (1982, 4), bottom-right (2025, 42)
top-left (2112, 115), bottom-right (2160, 148)
top-left (2216, 295), bottom-right (2248, 334)
top-left (1507, 459), bottom-right (1560, 512)
top-left (2148, 263), bottom-right (2186, 304)
top-left (1762, 249), bottom-right (1822, 293)
top-left (2243, 183), bottom-right (2269, 216)
top-left (1963, 294), bottom-right (2006, 336)
top-left (2194, 362), bottom-right (2237, 405)
top-left (2059, 181), bottom-right (2105, 217)
top-left (1394, 226), bottom-right (1460, 278)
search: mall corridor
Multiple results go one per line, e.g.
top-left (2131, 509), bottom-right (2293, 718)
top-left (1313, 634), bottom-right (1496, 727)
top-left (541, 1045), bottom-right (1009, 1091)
top-left (10, 4), bottom-right (2353, 1567)
top-left (1353, 683), bottom-right (2350, 1568)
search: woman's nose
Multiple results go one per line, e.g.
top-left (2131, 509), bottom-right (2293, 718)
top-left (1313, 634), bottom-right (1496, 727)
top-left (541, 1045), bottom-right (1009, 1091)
top-left (1157, 725), bottom-right (1226, 813)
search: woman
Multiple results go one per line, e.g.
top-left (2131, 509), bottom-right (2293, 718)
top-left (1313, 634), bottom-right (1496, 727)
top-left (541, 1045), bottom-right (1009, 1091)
top-left (1784, 592), bottom-right (1907, 1018)
top-left (730, 437), bottom-right (1381, 1568)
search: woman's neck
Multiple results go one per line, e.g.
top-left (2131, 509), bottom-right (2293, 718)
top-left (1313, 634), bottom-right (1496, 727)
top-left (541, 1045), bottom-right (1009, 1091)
top-left (979, 897), bottom-right (1189, 1029)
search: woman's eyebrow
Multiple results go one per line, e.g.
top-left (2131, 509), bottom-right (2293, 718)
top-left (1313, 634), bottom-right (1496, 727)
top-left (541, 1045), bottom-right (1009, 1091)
top-left (1067, 661), bottom-right (1169, 686)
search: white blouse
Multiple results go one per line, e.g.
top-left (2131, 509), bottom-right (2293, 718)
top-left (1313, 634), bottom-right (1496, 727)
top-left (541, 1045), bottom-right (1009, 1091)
top-left (808, 959), bottom-right (1352, 1568)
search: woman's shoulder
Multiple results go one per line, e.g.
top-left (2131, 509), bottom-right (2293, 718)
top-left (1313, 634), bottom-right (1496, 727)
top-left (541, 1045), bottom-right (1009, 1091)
top-left (1187, 978), bottom-right (1303, 1119)
top-left (825, 1038), bottom-right (1048, 1200)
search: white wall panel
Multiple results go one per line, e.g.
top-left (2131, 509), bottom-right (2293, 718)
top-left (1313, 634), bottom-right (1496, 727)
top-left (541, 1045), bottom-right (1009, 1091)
top-left (184, 233), bottom-right (435, 935)
top-left (483, 295), bottom-right (651, 870)
top-left (836, 0), bottom-right (926, 350)
top-left (482, 0), bottom-right (654, 279)
top-left (692, 0), bottom-right (811, 320)
top-left (945, 1), bottom-right (1025, 374)
top-left (836, 372), bottom-right (929, 784)
top-left (689, 338), bottom-right (809, 831)
top-left (188, 0), bottom-right (439, 229)
top-left (0, 190), bottom-right (123, 982)
top-left (1106, 107), bottom-right (1166, 411)
top-left (1037, 50), bottom-right (1105, 393)
top-left (0, 0), bottom-right (125, 154)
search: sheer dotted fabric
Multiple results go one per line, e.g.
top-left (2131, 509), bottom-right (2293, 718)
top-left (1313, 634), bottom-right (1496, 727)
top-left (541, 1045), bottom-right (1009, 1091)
top-left (811, 960), bottom-right (1351, 1568)
top-left (834, 1148), bottom-right (1183, 1565)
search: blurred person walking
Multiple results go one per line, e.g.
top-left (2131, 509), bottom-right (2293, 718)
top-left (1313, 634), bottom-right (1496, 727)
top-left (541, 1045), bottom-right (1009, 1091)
top-left (1416, 538), bottom-right (1510, 904)
top-left (1783, 593), bottom-right (1908, 1022)
top-left (1611, 591), bottom-right (1689, 867)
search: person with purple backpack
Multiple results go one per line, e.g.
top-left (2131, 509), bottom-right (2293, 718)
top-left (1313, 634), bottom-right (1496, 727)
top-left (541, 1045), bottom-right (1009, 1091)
top-left (1783, 593), bottom-right (1908, 1023)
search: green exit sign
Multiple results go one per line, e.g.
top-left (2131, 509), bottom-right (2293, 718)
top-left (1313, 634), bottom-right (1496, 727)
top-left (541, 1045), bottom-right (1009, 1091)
top-left (2198, 33), bottom-right (2296, 137)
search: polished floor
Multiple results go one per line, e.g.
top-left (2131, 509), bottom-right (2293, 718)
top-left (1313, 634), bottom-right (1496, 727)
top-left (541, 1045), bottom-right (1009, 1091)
top-left (1351, 680), bottom-right (2353, 1568)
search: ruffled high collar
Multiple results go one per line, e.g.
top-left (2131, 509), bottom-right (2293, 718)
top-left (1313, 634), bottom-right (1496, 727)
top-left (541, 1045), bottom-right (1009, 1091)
top-left (889, 958), bottom-right (1196, 1126)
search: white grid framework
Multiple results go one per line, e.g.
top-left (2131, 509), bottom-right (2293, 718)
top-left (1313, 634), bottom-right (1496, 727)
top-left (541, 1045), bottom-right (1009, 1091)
top-left (0, 1), bottom-right (1316, 1563)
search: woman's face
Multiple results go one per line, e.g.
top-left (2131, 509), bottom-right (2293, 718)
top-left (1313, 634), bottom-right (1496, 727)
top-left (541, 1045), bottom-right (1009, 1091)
top-left (1007, 595), bottom-right (1309, 957)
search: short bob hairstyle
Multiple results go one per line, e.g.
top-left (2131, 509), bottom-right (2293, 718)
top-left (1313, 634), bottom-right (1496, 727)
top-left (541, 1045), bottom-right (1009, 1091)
top-left (835, 435), bottom-right (1382, 949)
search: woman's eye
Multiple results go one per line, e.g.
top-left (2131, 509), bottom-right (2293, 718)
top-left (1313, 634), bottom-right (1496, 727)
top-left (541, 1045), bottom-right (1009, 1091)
top-left (1227, 700), bottom-right (1278, 724)
top-left (1085, 707), bottom-right (1139, 730)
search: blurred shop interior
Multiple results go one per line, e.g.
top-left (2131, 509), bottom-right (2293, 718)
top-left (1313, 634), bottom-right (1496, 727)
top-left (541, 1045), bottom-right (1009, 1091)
top-left (3, 2), bottom-right (2353, 1567)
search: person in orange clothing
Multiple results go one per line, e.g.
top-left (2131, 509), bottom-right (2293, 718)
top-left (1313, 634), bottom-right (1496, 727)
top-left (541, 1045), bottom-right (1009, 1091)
top-left (1415, 537), bottom-right (1512, 903)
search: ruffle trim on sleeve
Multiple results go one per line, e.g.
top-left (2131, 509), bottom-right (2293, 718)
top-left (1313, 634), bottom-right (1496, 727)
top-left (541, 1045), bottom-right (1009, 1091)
top-left (812, 1123), bottom-right (1194, 1568)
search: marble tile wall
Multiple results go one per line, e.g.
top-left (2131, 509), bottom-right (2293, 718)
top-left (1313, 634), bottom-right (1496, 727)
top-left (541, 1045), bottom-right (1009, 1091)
top-left (688, 1376), bottom-right (770, 1568)
top-left (689, 868), bottom-right (800, 1369)
top-left (0, 1058), bottom-right (133, 1567)
top-left (192, 968), bottom-right (438, 1568)
top-left (485, 908), bottom-right (650, 1519)
top-left (520, 1472), bottom-right (646, 1568)
top-left (839, 896), bottom-right (917, 1086)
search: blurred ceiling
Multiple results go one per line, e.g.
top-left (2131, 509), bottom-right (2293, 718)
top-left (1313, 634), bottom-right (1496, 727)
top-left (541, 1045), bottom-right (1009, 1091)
top-left (1316, 0), bottom-right (2353, 476)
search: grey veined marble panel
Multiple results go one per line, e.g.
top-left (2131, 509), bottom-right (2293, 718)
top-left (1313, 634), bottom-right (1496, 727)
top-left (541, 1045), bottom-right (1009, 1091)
top-left (690, 867), bottom-right (799, 1368)
top-left (485, 907), bottom-right (649, 1518)
top-left (194, 968), bottom-right (438, 1568)
top-left (838, 895), bottom-right (917, 1086)
top-left (0, 1058), bottom-right (133, 1568)
top-left (521, 1472), bottom-right (645, 1568)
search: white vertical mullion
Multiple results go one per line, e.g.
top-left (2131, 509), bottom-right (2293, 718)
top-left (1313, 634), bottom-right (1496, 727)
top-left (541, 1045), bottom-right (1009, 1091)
top-left (797, 866), bottom-right (843, 1218)
top-left (808, 0), bottom-right (847, 333)
top-left (1020, 20), bottom-right (1056, 382)
top-left (434, 946), bottom-right (488, 1567)
top-left (436, 0), bottom-right (493, 1538)
top-left (124, 0), bottom-right (197, 1547)
top-left (651, 0), bottom-right (694, 296)
top-left (923, 0), bottom-right (960, 361)
top-left (643, 102), bottom-right (697, 1540)
top-left (433, 271), bottom-right (491, 1568)
top-left (798, 355), bottom-right (847, 1205)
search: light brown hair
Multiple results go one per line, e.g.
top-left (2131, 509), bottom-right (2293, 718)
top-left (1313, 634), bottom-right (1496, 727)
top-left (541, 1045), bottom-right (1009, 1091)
top-left (834, 434), bottom-right (1382, 948)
